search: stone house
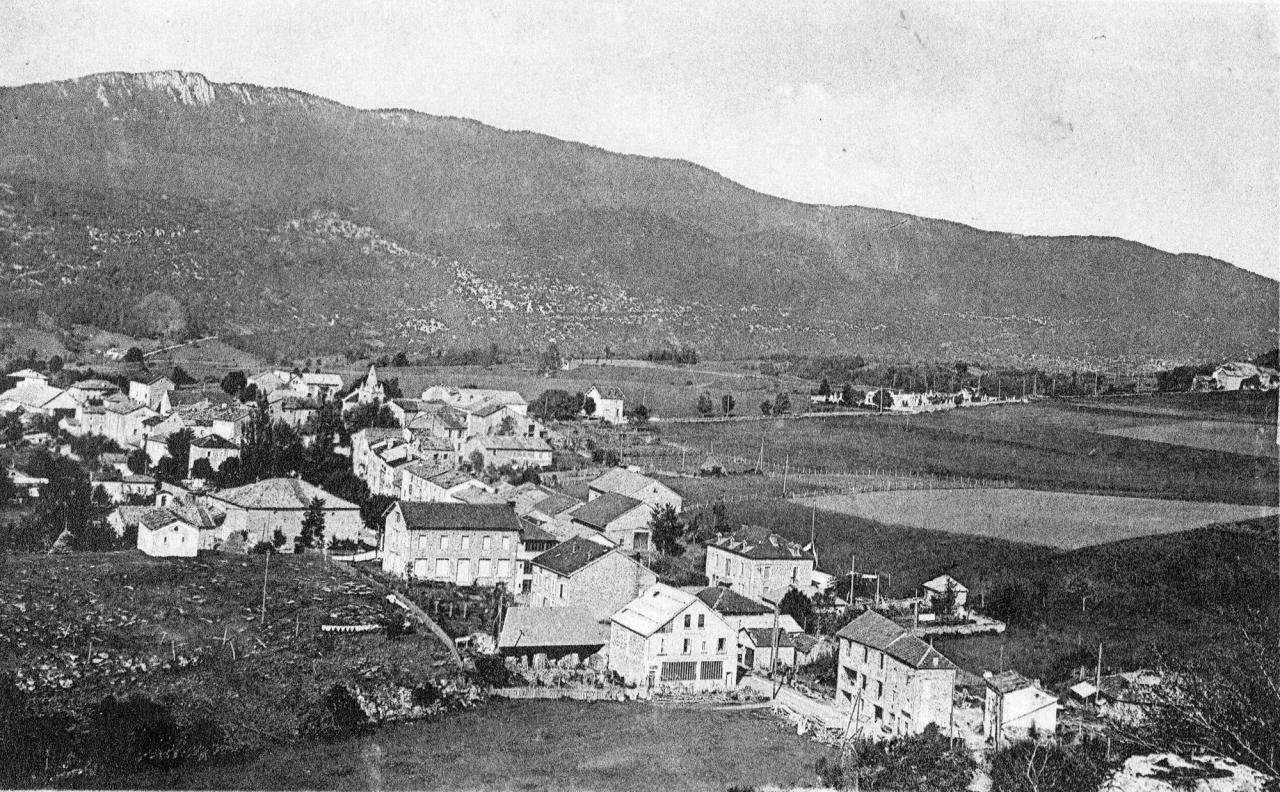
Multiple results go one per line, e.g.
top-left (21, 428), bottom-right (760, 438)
top-left (206, 477), bottom-right (364, 552)
top-left (128, 374), bottom-right (175, 412)
top-left (380, 501), bottom-right (523, 587)
top-left (497, 606), bottom-right (609, 667)
top-left (588, 468), bottom-right (682, 513)
top-left (530, 536), bottom-right (658, 621)
top-left (399, 462), bottom-right (491, 503)
top-left (609, 583), bottom-right (738, 692)
top-left (705, 525), bottom-right (814, 601)
top-left (569, 491), bottom-right (652, 553)
top-left (461, 434), bottom-right (553, 470)
top-left (135, 507), bottom-right (199, 557)
top-left (835, 609), bottom-right (958, 737)
top-left (739, 626), bottom-right (796, 671)
top-left (585, 385), bottom-right (625, 424)
top-left (188, 434), bottom-right (240, 476)
top-left (984, 670), bottom-right (1060, 745)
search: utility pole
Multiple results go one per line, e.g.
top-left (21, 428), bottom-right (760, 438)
top-left (259, 551), bottom-right (270, 634)
top-left (1096, 643), bottom-right (1103, 694)
top-left (770, 603), bottom-right (781, 692)
top-left (782, 454), bottom-right (789, 496)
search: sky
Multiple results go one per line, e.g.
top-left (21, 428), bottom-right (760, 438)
top-left (3, 1), bottom-right (1278, 278)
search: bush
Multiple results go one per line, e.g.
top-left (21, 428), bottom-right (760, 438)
top-left (471, 655), bottom-right (510, 689)
top-left (298, 685), bottom-right (369, 742)
top-left (92, 694), bottom-right (182, 770)
top-left (989, 739), bottom-right (1109, 792)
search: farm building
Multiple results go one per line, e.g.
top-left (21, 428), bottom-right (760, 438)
top-left (609, 583), bottom-right (738, 692)
top-left (135, 507), bottom-right (199, 557)
top-left (705, 525), bottom-right (814, 601)
top-left (0, 380), bottom-right (78, 417)
top-left (497, 606), bottom-right (609, 667)
top-left (530, 536), bottom-right (658, 621)
top-left (461, 434), bottom-right (553, 470)
top-left (585, 385), bottom-right (625, 424)
top-left (381, 501), bottom-right (523, 587)
top-left (835, 609), bottom-right (958, 737)
top-left (568, 492), bottom-right (653, 552)
top-left (921, 574), bottom-right (969, 611)
top-left (207, 478), bottom-right (364, 552)
top-left (1212, 362), bottom-right (1280, 391)
top-left (983, 670), bottom-right (1059, 745)
top-left (738, 626), bottom-right (795, 671)
top-left (588, 468), bottom-right (682, 512)
top-left (299, 372), bottom-right (344, 402)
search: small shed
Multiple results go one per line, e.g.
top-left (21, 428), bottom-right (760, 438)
top-left (738, 626), bottom-right (796, 671)
top-left (497, 606), bottom-right (609, 667)
top-left (136, 508), bottom-right (199, 557)
top-left (984, 670), bottom-right (1059, 744)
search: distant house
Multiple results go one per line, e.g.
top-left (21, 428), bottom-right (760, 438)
top-left (497, 606), bottom-right (610, 667)
top-left (406, 405), bottom-right (470, 451)
top-left (380, 501), bottom-right (523, 587)
top-left (835, 610), bottom-right (958, 737)
top-left (1212, 362), bottom-right (1280, 391)
top-left (100, 397), bottom-right (158, 448)
top-left (587, 468), bottom-right (682, 513)
top-left (739, 626), bottom-right (795, 671)
top-left (525, 492), bottom-right (583, 527)
top-left (66, 378), bottom-right (120, 403)
top-left (609, 583), bottom-right (737, 691)
top-left (569, 492), bottom-right (653, 553)
top-left (984, 670), bottom-right (1059, 745)
top-left (128, 374), bottom-right (175, 412)
top-left (585, 385), bottom-right (625, 424)
top-left (207, 478), bottom-right (364, 552)
top-left (7, 468), bottom-right (49, 500)
top-left (400, 462), bottom-right (492, 503)
top-left (267, 391), bottom-right (321, 428)
top-left (341, 365), bottom-right (386, 411)
top-left (921, 574), bottom-right (969, 612)
top-left (421, 386), bottom-right (529, 417)
top-left (0, 380), bottom-right (78, 417)
top-left (188, 434), bottom-right (239, 476)
top-left (461, 434), bottom-right (553, 470)
top-left (135, 507), bottom-right (199, 557)
top-left (705, 525), bottom-right (814, 601)
top-left (299, 372), bottom-right (344, 402)
top-left (530, 536), bottom-right (658, 621)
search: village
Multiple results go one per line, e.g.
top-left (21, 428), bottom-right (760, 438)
top-left (1, 348), bottom-right (1274, 790)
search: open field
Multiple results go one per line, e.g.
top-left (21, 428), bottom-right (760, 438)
top-left (0, 552), bottom-right (456, 785)
top-left (661, 401), bottom-right (1278, 505)
top-left (126, 699), bottom-right (826, 791)
top-left (1099, 419), bottom-right (1276, 458)
top-left (800, 489), bottom-right (1280, 549)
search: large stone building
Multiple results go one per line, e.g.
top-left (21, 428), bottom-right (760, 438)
top-left (587, 468), bottom-right (682, 512)
top-left (568, 492), bottom-right (653, 552)
top-left (530, 536), bottom-right (657, 621)
top-left (207, 478), bottom-right (365, 552)
top-left (704, 525), bottom-right (814, 601)
top-left (835, 610), bottom-right (958, 737)
top-left (609, 583), bottom-right (737, 692)
top-left (381, 501), bottom-right (524, 587)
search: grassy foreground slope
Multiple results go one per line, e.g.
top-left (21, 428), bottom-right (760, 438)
top-left (0, 552), bottom-right (459, 785)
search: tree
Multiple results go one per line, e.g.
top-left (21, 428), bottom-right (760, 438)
top-left (627, 404), bottom-right (650, 426)
top-left (581, 395), bottom-right (596, 417)
top-left (818, 378), bottom-right (831, 397)
top-left (760, 400), bottom-right (772, 416)
top-left (0, 467), bottom-right (16, 506)
top-left (123, 347), bottom-right (144, 363)
top-left (539, 343), bottom-right (562, 373)
top-left (649, 503), bottom-right (684, 556)
top-left (932, 579), bottom-right (959, 616)
top-left (226, 372), bottom-right (252, 397)
top-left (126, 448), bottom-right (149, 475)
top-left (815, 724), bottom-right (975, 791)
top-left (154, 429), bottom-right (194, 483)
top-left (468, 450), bottom-right (485, 472)
top-left (872, 388), bottom-right (894, 410)
top-left (171, 366), bottom-right (196, 386)
top-left (189, 457), bottom-right (215, 480)
top-left (989, 739), bottom-right (1109, 792)
top-left (696, 392), bottom-right (714, 416)
top-left (391, 351), bottom-right (410, 367)
top-left (779, 589), bottom-right (814, 631)
top-left (298, 497), bottom-right (326, 551)
top-left (841, 383), bottom-right (855, 406)
top-left (497, 415), bottom-right (516, 435)
top-left (531, 390), bottom-right (579, 421)
top-left (773, 391), bottom-right (791, 414)
top-left (46, 355), bottom-right (63, 374)
top-left (721, 394), bottom-right (735, 415)
top-left (360, 494), bottom-right (396, 537)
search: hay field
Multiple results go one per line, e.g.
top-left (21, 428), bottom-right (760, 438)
top-left (1099, 420), bottom-right (1277, 459)
top-left (800, 488), bottom-right (1280, 549)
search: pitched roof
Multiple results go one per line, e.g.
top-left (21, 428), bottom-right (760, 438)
top-left (588, 384), bottom-right (626, 400)
top-left (792, 634), bottom-right (821, 654)
top-left (391, 398), bottom-right (428, 412)
top-left (472, 435), bottom-right (551, 452)
top-left (986, 670), bottom-right (1037, 695)
top-left (397, 502), bottom-right (523, 531)
top-left (571, 492), bottom-right (645, 529)
top-left (922, 574), bottom-right (969, 594)
top-left (139, 507), bottom-right (194, 532)
top-left (103, 397), bottom-right (150, 415)
top-left (520, 523), bottom-right (558, 544)
top-left (710, 525), bottom-right (809, 561)
top-left (300, 372), bottom-right (344, 387)
top-left (532, 493), bottom-right (580, 518)
top-left (191, 434), bottom-right (237, 449)
top-left (471, 400), bottom-right (509, 418)
top-left (497, 606), bottom-right (609, 650)
top-left (71, 378), bottom-right (117, 390)
top-left (532, 535), bottom-right (613, 576)
top-left (696, 586), bottom-right (773, 615)
top-left (589, 467), bottom-right (665, 498)
top-left (211, 478), bottom-right (358, 511)
top-left (135, 373), bottom-right (173, 386)
top-left (8, 368), bottom-right (47, 379)
top-left (612, 584), bottom-right (704, 637)
top-left (0, 382), bottom-right (70, 409)
top-left (407, 409), bottom-right (468, 431)
top-left (402, 462), bottom-right (478, 490)
top-left (836, 610), bottom-right (958, 671)
top-left (741, 627), bottom-right (794, 648)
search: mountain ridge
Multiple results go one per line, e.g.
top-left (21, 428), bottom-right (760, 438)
top-left (0, 70), bottom-right (1273, 364)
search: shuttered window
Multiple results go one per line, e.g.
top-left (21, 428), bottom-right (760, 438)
top-left (700, 661), bottom-right (723, 680)
top-left (661, 661), bottom-right (697, 681)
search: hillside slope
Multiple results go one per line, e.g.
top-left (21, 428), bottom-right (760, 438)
top-left (0, 70), bottom-right (1273, 363)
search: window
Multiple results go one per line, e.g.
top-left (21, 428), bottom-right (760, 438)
top-left (716, 638), bottom-right (726, 653)
top-left (791, 566), bottom-right (798, 581)
top-left (482, 535), bottom-right (492, 550)
top-left (558, 584), bottom-right (565, 599)
top-left (502, 535), bottom-right (512, 551)
top-left (861, 676), bottom-right (867, 690)
top-left (434, 559), bottom-right (450, 578)
top-left (658, 638), bottom-right (666, 655)
top-left (697, 614), bottom-right (704, 628)
top-left (683, 614), bottom-right (691, 629)
top-left (876, 681), bottom-right (883, 699)
top-left (699, 661), bottom-right (723, 680)
top-left (682, 639), bottom-right (691, 654)
top-left (874, 705), bottom-right (883, 721)
top-left (879, 652), bottom-right (884, 670)
top-left (440, 535), bottom-right (449, 550)
top-left (460, 535), bottom-right (471, 550)
top-left (661, 661), bottom-right (697, 681)
top-left (701, 641), bottom-right (707, 653)
top-left (497, 559), bottom-right (511, 578)
top-left (477, 559), bottom-right (492, 578)
top-left (633, 532), bottom-right (649, 551)
top-left (863, 647), bottom-right (869, 663)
